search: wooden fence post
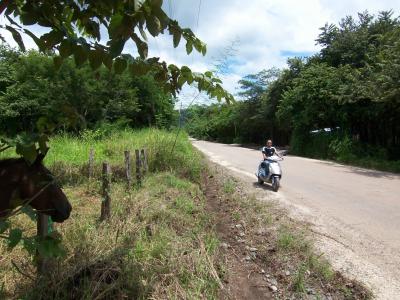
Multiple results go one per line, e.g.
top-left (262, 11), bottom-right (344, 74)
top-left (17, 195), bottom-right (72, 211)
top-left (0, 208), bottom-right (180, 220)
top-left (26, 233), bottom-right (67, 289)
top-left (36, 213), bottom-right (52, 274)
top-left (100, 162), bottom-right (111, 221)
top-left (135, 149), bottom-right (141, 186)
top-left (88, 148), bottom-right (95, 178)
top-left (140, 149), bottom-right (148, 176)
top-left (124, 150), bottom-right (131, 187)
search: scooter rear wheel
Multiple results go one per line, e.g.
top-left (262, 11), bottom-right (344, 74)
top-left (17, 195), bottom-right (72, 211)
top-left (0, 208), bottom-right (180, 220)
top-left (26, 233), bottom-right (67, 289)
top-left (257, 177), bottom-right (264, 184)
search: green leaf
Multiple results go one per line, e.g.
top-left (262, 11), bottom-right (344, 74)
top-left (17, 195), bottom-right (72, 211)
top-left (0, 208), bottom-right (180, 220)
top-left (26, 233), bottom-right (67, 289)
top-left (108, 39), bottom-right (126, 58)
top-left (173, 30), bottom-right (181, 48)
top-left (114, 57), bottom-right (127, 74)
top-left (177, 75), bottom-right (186, 88)
top-left (103, 53), bottom-right (113, 70)
top-left (22, 236), bottom-right (37, 255)
top-left (193, 39), bottom-right (203, 53)
top-left (149, 0), bottom-right (163, 8)
top-left (23, 28), bottom-right (44, 51)
top-left (146, 15), bottom-right (161, 37)
top-left (108, 13), bottom-right (124, 38)
top-left (0, 220), bottom-right (10, 234)
top-left (186, 40), bottom-right (193, 55)
top-left (201, 44), bottom-right (207, 56)
top-left (73, 45), bottom-right (88, 67)
top-left (38, 135), bottom-right (49, 154)
top-left (21, 206), bottom-right (37, 221)
top-left (8, 228), bottom-right (22, 249)
top-left (59, 40), bottom-right (73, 58)
top-left (205, 71), bottom-right (213, 78)
top-left (16, 143), bottom-right (37, 164)
top-left (131, 33), bottom-right (148, 59)
top-left (88, 49), bottom-right (103, 70)
top-left (5, 26), bottom-right (25, 52)
top-left (181, 66), bottom-right (191, 73)
top-left (37, 235), bottom-right (66, 258)
top-left (85, 20), bottom-right (101, 40)
top-left (20, 12), bottom-right (37, 25)
top-left (41, 29), bottom-right (64, 50)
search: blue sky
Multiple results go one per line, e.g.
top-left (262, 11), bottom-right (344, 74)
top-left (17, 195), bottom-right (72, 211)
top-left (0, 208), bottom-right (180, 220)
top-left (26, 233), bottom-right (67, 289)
top-left (2, 0), bottom-right (400, 106)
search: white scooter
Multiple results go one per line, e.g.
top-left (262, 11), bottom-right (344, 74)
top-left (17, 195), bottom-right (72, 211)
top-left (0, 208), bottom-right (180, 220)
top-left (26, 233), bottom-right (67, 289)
top-left (256, 155), bottom-right (283, 192)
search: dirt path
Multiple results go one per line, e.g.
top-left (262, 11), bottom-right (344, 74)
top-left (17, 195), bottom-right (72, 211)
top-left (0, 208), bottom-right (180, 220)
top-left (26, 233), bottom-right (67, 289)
top-left (193, 139), bottom-right (400, 299)
top-left (202, 171), bottom-right (273, 299)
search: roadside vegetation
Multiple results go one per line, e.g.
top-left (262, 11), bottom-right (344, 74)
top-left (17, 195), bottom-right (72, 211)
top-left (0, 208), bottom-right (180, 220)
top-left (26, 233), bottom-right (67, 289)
top-left (1, 129), bottom-right (372, 299)
top-left (0, 129), bottom-right (224, 299)
top-left (185, 11), bottom-right (400, 173)
top-left (205, 163), bottom-right (372, 299)
top-left (0, 45), bottom-right (177, 133)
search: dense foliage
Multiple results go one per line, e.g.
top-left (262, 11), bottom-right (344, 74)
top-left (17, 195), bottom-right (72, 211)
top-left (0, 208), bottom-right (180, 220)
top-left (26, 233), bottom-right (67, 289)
top-left (0, 0), bottom-right (233, 102)
top-left (0, 0), bottom-right (233, 163)
top-left (186, 11), bottom-right (400, 170)
top-left (0, 46), bottom-right (177, 136)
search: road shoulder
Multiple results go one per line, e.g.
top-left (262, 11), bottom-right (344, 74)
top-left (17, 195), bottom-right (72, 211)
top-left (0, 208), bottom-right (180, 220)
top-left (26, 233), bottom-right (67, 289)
top-left (202, 160), bottom-right (371, 299)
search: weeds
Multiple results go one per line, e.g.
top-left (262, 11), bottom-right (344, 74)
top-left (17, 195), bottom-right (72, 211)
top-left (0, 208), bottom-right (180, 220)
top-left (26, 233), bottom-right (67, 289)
top-left (223, 179), bottom-right (236, 194)
top-left (209, 164), bottom-right (372, 299)
top-left (0, 129), bottom-right (222, 299)
top-left (293, 264), bottom-right (307, 293)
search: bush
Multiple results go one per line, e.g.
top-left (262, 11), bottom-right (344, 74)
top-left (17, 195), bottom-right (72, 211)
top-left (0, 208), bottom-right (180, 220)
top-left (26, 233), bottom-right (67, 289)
top-left (290, 131), bottom-right (400, 173)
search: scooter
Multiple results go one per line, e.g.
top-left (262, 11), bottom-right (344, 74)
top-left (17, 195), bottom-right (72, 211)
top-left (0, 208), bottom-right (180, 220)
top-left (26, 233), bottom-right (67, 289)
top-left (256, 155), bottom-right (283, 192)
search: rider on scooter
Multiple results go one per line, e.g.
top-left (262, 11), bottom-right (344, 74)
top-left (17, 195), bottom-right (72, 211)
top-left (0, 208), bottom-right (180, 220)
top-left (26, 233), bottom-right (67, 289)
top-left (262, 139), bottom-right (283, 160)
top-left (261, 139), bottom-right (283, 176)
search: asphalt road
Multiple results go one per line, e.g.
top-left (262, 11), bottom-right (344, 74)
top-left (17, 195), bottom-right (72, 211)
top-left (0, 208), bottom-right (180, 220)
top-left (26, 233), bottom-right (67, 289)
top-left (192, 139), bottom-right (400, 299)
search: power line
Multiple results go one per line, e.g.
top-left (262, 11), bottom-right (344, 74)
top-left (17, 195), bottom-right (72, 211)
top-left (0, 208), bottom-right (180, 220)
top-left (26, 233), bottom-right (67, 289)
top-left (171, 0), bottom-right (203, 154)
top-left (196, 0), bottom-right (202, 30)
top-left (170, 91), bottom-right (201, 155)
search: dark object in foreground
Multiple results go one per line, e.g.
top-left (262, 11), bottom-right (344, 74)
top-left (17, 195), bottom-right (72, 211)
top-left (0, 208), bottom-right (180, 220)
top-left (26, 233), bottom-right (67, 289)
top-left (0, 155), bottom-right (71, 222)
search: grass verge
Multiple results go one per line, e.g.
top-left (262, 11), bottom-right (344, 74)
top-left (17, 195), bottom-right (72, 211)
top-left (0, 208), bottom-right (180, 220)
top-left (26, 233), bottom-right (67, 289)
top-left (203, 162), bottom-right (372, 299)
top-left (0, 129), bottom-right (221, 299)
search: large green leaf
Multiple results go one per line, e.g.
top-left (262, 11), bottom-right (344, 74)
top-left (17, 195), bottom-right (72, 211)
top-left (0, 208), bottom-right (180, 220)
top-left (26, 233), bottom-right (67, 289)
top-left (0, 220), bottom-right (10, 234)
top-left (146, 15), bottom-right (161, 36)
top-left (73, 45), bottom-right (88, 67)
top-left (59, 39), bottom-right (73, 58)
top-left (21, 206), bottom-right (37, 221)
top-left (131, 33), bottom-right (148, 59)
top-left (88, 49), bottom-right (103, 70)
top-left (40, 29), bottom-right (64, 50)
top-left (8, 228), bottom-right (23, 249)
top-left (173, 30), bottom-right (181, 48)
top-left (16, 139), bottom-right (37, 163)
top-left (108, 13), bottom-right (124, 38)
top-left (108, 38), bottom-right (126, 58)
top-left (186, 40), bottom-right (193, 55)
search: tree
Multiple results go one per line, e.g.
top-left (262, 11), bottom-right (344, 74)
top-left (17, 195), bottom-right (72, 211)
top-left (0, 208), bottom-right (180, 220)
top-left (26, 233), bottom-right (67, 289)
top-left (0, 0), bottom-right (234, 161)
top-left (185, 11), bottom-right (400, 160)
top-left (0, 46), bottom-right (178, 134)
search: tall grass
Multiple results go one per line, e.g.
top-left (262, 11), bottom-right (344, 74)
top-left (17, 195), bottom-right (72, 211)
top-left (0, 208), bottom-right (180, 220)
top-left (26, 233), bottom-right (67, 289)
top-left (0, 129), bottom-right (223, 299)
top-left (47, 128), bottom-right (202, 181)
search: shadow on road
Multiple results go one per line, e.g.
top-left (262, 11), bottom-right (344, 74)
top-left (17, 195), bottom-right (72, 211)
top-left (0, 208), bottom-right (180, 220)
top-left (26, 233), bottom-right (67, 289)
top-left (252, 182), bottom-right (274, 192)
top-left (315, 160), bottom-right (399, 179)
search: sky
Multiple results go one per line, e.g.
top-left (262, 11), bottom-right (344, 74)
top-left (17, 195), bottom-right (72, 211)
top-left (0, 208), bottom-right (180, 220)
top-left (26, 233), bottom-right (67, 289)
top-left (1, 0), bottom-right (400, 106)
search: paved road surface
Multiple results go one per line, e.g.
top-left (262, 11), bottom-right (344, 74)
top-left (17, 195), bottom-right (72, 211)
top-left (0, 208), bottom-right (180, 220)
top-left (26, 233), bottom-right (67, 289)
top-left (192, 139), bottom-right (400, 299)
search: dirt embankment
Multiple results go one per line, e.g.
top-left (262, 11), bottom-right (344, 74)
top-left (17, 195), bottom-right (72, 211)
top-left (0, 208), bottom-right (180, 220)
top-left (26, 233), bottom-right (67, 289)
top-left (202, 161), bottom-right (371, 300)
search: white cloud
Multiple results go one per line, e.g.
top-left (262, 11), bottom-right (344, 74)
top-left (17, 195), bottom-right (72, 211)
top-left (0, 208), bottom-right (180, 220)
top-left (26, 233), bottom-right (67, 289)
top-left (2, 0), bottom-right (399, 106)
